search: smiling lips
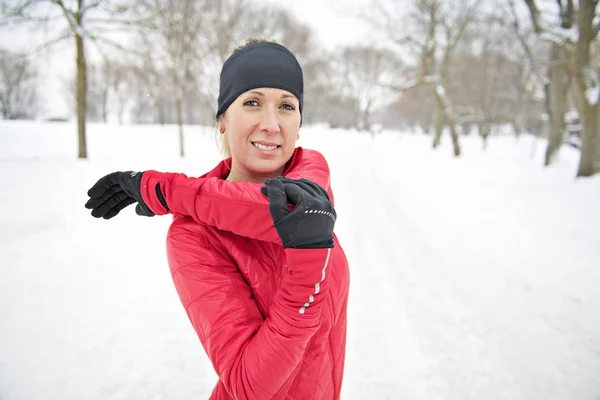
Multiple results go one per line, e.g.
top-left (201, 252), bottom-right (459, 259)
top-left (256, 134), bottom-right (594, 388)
top-left (252, 141), bottom-right (281, 151)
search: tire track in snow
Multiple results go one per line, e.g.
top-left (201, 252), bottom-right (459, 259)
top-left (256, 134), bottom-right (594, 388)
top-left (337, 137), bottom-right (437, 400)
top-left (360, 143), bottom-right (507, 399)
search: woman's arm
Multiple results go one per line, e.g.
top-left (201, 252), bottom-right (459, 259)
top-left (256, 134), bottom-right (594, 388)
top-left (140, 148), bottom-right (332, 244)
top-left (167, 218), bottom-right (331, 399)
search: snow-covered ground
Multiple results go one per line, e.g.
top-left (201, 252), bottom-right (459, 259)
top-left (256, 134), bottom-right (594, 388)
top-left (1, 120), bottom-right (599, 400)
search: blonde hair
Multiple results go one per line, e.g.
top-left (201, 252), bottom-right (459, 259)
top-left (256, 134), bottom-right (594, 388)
top-left (216, 114), bottom-right (231, 158)
top-left (216, 37), bottom-right (279, 159)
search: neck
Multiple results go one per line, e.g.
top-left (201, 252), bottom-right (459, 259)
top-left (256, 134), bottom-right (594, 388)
top-left (225, 165), bottom-right (285, 184)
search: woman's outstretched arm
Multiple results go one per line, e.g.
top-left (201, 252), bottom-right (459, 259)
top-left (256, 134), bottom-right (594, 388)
top-left (140, 148), bottom-right (333, 244)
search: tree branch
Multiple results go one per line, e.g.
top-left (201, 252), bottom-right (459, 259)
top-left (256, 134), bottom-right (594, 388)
top-left (84, 16), bottom-right (155, 29)
top-left (387, 74), bottom-right (441, 93)
top-left (593, 19), bottom-right (600, 38)
top-left (524, 0), bottom-right (544, 34)
top-left (87, 33), bottom-right (145, 57)
top-left (447, 0), bottom-right (482, 49)
top-left (4, 0), bottom-right (40, 16)
top-left (556, 0), bottom-right (563, 16)
top-left (26, 31), bottom-right (72, 55)
top-left (0, 13), bottom-right (63, 27)
top-left (81, 0), bottom-right (103, 14)
top-left (50, 0), bottom-right (80, 35)
top-left (507, 0), bottom-right (544, 86)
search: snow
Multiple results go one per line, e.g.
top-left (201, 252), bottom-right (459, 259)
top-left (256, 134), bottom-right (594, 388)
top-left (435, 84), bottom-right (446, 99)
top-left (423, 74), bottom-right (439, 84)
top-left (1, 121), bottom-right (600, 400)
top-left (540, 26), bottom-right (578, 46)
top-left (585, 85), bottom-right (600, 106)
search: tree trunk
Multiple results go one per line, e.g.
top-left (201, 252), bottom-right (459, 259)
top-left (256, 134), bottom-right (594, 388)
top-left (432, 85), bottom-right (461, 156)
top-left (447, 116), bottom-right (461, 156)
top-left (512, 118), bottom-right (523, 139)
top-left (76, 33), bottom-right (87, 159)
top-left (101, 88), bottom-right (109, 123)
top-left (433, 105), bottom-right (444, 148)
top-left (176, 96), bottom-right (185, 158)
top-left (157, 99), bottom-right (166, 125)
top-left (576, 102), bottom-right (599, 176)
top-left (362, 98), bottom-right (372, 132)
top-left (565, 0), bottom-right (600, 177)
top-left (545, 44), bottom-right (571, 166)
top-left (461, 122), bottom-right (471, 136)
top-left (478, 120), bottom-right (491, 150)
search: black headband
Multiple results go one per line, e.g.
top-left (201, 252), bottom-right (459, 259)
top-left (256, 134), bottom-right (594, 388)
top-left (216, 42), bottom-right (304, 119)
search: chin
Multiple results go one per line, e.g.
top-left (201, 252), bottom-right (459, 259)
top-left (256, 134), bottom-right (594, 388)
top-left (247, 158), bottom-right (286, 175)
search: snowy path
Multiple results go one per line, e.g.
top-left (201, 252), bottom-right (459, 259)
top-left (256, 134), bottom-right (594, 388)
top-left (334, 134), bottom-right (600, 399)
top-left (1, 122), bottom-right (599, 399)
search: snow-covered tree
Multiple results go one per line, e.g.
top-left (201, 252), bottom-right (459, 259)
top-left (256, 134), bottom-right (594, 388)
top-left (1, 0), bottom-right (146, 159)
top-left (0, 50), bottom-right (38, 120)
top-left (525, 0), bottom-right (600, 177)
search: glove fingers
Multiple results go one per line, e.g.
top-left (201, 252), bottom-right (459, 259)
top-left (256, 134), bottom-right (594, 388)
top-left (284, 183), bottom-right (310, 208)
top-left (85, 184), bottom-right (124, 209)
top-left (287, 178), bottom-right (325, 199)
top-left (298, 178), bottom-right (330, 201)
top-left (277, 177), bottom-right (331, 202)
top-left (265, 179), bottom-right (290, 222)
top-left (87, 172), bottom-right (122, 199)
top-left (278, 178), bottom-right (317, 197)
top-left (90, 191), bottom-right (132, 218)
top-left (102, 197), bottom-right (136, 219)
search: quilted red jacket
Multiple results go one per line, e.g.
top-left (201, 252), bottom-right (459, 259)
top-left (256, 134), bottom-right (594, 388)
top-left (139, 148), bottom-right (350, 399)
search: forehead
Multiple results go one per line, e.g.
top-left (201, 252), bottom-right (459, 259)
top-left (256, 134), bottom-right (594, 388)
top-left (242, 87), bottom-right (297, 100)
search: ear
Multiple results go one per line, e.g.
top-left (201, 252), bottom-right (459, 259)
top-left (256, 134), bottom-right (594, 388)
top-left (218, 120), bottom-right (226, 134)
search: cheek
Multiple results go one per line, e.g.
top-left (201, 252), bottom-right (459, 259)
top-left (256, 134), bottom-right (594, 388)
top-left (227, 122), bottom-right (252, 147)
top-left (283, 122), bottom-right (300, 143)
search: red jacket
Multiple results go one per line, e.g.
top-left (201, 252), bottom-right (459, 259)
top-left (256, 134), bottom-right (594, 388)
top-left (140, 148), bottom-right (350, 399)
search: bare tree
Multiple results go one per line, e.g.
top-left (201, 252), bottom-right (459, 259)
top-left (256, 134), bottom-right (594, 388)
top-left (527, 0), bottom-right (574, 166)
top-left (0, 50), bottom-right (38, 119)
top-left (369, 0), bottom-right (483, 156)
top-left (334, 45), bottom-right (401, 131)
top-left (123, 51), bottom-right (173, 124)
top-left (104, 59), bottom-right (136, 124)
top-left (525, 0), bottom-right (600, 177)
top-left (127, 63), bottom-right (161, 123)
top-left (503, 0), bottom-right (549, 139)
top-left (1, 0), bottom-right (146, 158)
top-left (390, 82), bottom-right (436, 133)
top-left (569, 0), bottom-right (600, 176)
top-left (133, 0), bottom-right (205, 157)
top-left (449, 9), bottom-right (545, 148)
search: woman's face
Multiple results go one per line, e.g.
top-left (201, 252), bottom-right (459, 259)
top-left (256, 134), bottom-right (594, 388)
top-left (220, 87), bottom-right (301, 183)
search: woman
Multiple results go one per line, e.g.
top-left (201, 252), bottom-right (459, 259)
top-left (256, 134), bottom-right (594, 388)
top-left (85, 39), bottom-right (350, 400)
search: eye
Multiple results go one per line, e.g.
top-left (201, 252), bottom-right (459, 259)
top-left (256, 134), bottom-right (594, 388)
top-left (243, 99), bottom-right (259, 107)
top-left (281, 103), bottom-right (296, 111)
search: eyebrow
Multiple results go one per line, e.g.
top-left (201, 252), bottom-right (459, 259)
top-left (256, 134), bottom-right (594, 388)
top-left (248, 90), bottom-right (296, 99)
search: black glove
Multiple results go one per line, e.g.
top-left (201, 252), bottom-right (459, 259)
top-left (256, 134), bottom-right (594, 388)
top-left (85, 171), bottom-right (155, 219)
top-left (261, 177), bottom-right (336, 249)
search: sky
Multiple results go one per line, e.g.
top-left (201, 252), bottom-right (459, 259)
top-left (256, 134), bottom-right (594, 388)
top-left (260, 0), bottom-right (373, 49)
top-left (0, 0), bottom-right (374, 119)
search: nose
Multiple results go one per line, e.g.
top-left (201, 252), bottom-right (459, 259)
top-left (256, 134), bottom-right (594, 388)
top-left (259, 107), bottom-right (280, 135)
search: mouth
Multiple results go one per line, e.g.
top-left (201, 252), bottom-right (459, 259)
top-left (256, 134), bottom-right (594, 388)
top-left (252, 142), bottom-right (281, 151)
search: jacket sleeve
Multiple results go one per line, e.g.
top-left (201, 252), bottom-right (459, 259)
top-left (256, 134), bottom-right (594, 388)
top-left (167, 218), bottom-right (332, 399)
top-left (140, 149), bottom-right (332, 244)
